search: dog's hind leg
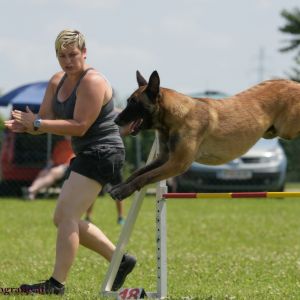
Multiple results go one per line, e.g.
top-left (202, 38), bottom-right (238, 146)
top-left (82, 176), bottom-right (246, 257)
top-left (274, 110), bottom-right (300, 140)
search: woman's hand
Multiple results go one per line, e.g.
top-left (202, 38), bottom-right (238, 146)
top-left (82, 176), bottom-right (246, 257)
top-left (11, 106), bottom-right (36, 131)
top-left (4, 119), bottom-right (27, 133)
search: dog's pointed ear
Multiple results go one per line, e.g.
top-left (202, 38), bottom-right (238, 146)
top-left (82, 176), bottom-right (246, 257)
top-left (146, 70), bottom-right (160, 98)
top-left (136, 70), bottom-right (148, 87)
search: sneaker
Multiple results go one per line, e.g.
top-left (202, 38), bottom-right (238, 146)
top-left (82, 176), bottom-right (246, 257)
top-left (19, 279), bottom-right (65, 295)
top-left (112, 254), bottom-right (137, 291)
top-left (117, 217), bottom-right (125, 225)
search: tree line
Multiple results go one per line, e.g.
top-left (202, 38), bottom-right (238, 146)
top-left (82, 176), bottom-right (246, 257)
top-left (278, 7), bottom-right (300, 181)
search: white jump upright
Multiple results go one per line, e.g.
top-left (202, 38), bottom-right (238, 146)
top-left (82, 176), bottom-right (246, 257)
top-left (101, 135), bottom-right (168, 299)
top-left (156, 180), bottom-right (168, 298)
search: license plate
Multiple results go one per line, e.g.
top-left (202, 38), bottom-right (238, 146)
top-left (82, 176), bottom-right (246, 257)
top-left (217, 170), bottom-right (252, 180)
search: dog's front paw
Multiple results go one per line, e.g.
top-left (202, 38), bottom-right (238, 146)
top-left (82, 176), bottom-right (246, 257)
top-left (109, 183), bottom-right (135, 201)
top-left (109, 183), bottom-right (123, 193)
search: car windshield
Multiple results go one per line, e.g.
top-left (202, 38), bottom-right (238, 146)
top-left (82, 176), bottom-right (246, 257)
top-left (247, 138), bottom-right (279, 153)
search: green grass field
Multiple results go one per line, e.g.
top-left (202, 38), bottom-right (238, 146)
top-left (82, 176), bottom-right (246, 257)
top-left (1, 194), bottom-right (300, 299)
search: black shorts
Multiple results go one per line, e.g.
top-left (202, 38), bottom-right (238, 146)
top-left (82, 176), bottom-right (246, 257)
top-left (67, 146), bottom-right (125, 186)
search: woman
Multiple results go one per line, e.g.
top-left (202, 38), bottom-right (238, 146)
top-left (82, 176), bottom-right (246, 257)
top-left (5, 29), bottom-right (136, 295)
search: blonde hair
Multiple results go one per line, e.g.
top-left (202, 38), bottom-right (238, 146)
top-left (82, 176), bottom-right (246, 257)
top-left (55, 29), bottom-right (86, 55)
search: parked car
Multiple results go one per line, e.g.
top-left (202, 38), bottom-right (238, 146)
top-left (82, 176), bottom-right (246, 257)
top-left (170, 138), bottom-right (287, 192)
top-left (168, 91), bottom-right (288, 193)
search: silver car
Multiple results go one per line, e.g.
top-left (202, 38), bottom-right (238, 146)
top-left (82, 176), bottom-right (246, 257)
top-left (170, 138), bottom-right (287, 192)
top-left (168, 91), bottom-right (288, 193)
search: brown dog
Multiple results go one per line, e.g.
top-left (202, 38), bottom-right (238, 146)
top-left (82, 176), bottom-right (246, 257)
top-left (109, 70), bottom-right (300, 200)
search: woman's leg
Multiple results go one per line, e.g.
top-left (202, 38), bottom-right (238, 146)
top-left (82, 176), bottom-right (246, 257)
top-left (52, 171), bottom-right (115, 283)
top-left (78, 219), bottom-right (115, 260)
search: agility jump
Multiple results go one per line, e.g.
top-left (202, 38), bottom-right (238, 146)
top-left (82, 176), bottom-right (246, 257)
top-left (101, 137), bottom-right (300, 299)
top-left (102, 184), bottom-right (300, 299)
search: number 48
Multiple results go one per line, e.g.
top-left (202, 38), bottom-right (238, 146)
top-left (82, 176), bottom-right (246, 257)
top-left (117, 288), bottom-right (146, 299)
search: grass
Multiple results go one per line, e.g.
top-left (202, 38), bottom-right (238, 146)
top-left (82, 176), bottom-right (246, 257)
top-left (1, 194), bottom-right (300, 299)
top-left (286, 182), bottom-right (300, 191)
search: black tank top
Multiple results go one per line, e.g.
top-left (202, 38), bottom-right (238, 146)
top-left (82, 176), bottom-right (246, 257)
top-left (52, 68), bottom-right (124, 154)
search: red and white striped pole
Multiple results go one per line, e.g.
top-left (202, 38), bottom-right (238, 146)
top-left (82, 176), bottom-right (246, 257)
top-left (163, 192), bottom-right (300, 199)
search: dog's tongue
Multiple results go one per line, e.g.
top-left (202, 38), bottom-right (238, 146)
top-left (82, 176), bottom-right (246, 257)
top-left (131, 119), bottom-right (143, 135)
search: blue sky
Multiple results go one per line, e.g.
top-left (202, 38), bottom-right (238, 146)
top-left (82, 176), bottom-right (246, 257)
top-left (0, 0), bottom-right (299, 105)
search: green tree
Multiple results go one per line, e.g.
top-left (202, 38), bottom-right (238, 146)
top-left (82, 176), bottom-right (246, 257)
top-left (286, 56), bottom-right (300, 82)
top-left (279, 8), bottom-right (300, 81)
top-left (279, 7), bottom-right (300, 181)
